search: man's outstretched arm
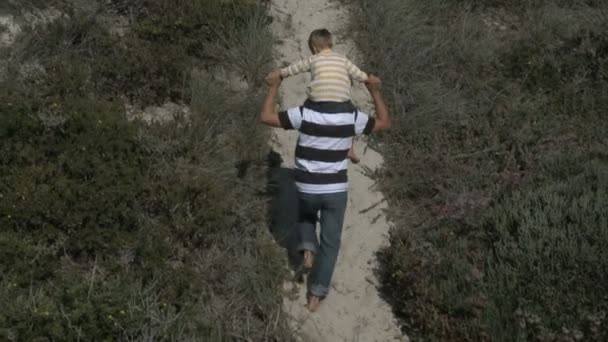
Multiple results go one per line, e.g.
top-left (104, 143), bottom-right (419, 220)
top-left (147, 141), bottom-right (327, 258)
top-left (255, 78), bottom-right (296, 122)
top-left (260, 69), bottom-right (283, 128)
top-left (366, 74), bottom-right (390, 132)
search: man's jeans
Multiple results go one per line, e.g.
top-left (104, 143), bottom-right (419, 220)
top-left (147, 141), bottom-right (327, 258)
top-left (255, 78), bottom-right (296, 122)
top-left (297, 191), bottom-right (348, 298)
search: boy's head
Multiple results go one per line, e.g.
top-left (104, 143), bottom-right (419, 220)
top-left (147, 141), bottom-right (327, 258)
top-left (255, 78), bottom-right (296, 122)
top-left (308, 29), bottom-right (333, 53)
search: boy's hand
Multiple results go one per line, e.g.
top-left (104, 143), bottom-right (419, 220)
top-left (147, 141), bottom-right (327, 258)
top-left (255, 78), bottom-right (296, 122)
top-left (365, 74), bottom-right (382, 92)
top-left (265, 69), bottom-right (283, 87)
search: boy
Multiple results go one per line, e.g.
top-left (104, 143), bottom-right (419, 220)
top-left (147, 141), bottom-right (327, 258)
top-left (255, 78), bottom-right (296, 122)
top-left (274, 28), bottom-right (370, 163)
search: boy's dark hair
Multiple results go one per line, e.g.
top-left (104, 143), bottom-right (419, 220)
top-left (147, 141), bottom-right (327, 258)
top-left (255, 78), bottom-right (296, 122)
top-left (308, 29), bottom-right (333, 52)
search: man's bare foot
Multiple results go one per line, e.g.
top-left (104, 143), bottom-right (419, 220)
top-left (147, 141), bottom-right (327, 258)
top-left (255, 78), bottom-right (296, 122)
top-left (306, 295), bottom-right (321, 312)
top-left (347, 149), bottom-right (360, 164)
top-left (303, 250), bottom-right (314, 269)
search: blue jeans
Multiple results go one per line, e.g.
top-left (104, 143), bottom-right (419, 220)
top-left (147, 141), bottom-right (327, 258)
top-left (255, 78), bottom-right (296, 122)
top-left (297, 191), bottom-right (348, 298)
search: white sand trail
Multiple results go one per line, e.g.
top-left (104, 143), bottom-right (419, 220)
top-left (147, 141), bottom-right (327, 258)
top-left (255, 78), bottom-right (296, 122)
top-left (268, 1), bottom-right (408, 341)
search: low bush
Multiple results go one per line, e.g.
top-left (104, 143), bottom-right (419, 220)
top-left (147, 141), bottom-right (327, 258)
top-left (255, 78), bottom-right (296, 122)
top-left (348, 0), bottom-right (608, 340)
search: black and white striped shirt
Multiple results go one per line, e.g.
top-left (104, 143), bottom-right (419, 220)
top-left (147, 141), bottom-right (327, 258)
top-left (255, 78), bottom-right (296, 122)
top-left (278, 103), bottom-right (375, 194)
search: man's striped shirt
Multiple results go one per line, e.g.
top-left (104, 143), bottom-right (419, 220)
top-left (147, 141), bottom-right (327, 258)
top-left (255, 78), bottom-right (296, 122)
top-left (279, 105), bottom-right (375, 194)
top-left (280, 50), bottom-right (368, 103)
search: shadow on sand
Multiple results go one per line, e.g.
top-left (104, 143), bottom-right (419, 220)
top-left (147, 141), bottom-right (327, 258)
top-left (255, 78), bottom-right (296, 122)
top-left (266, 150), bottom-right (302, 272)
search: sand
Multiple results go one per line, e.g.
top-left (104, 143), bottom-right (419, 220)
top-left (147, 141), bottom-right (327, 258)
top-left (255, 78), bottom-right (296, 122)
top-left (268, 1), bottom-right (408, 341)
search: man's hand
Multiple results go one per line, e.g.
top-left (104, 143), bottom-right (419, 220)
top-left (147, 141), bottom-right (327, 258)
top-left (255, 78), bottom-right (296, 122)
top-left (365, 74), bottom-right (382, 92)
top-left (265, 69), bottom-right (283, 87)
top-left (260, 69), bottom-right (283, 128)
top-left (364, 74), bottom-right (390, 132)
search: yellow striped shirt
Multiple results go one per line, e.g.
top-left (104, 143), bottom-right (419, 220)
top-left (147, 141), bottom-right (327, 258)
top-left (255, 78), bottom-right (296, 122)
top-left (280, 50), bottom-right (368, 103)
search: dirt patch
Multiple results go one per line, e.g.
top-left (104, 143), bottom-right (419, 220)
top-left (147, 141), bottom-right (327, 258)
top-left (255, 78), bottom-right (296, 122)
top-left (0, 15), bottom-right (21, 48)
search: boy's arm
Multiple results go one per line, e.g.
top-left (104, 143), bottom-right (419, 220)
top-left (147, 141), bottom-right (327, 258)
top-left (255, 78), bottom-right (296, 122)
top-left (345, 59), bottom-right (369, 83)
top-left (280, 56), bottom-right (313, 78)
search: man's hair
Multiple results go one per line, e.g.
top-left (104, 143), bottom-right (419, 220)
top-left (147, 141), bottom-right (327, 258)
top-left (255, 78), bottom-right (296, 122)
top-left (308, 29), bottom-right (333, 52)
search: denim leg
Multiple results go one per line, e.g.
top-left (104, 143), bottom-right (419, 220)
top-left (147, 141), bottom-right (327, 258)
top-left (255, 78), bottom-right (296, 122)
top-left (309, 191), bottom-right (348, 298)
top-left (296, 192), bottom-right (321, 254)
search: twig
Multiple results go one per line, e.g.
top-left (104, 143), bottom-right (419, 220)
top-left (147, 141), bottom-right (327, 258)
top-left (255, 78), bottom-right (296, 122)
top-left (451, 146), bottom-right (505, 160)
top-left (86, 255), bottom-right (98, 301)
top-left (358, 198), bottom-right (386, 215)
top-left (269, 3), bottom-right (289, 16)
top-left (273, 302), bottom-right (281, 330)
top-left (357, 164), bottom-right (375, 178)
top-left (60, 305), bottom-right (82, 342)
top-left (227, 333), bottom-right (253, 342)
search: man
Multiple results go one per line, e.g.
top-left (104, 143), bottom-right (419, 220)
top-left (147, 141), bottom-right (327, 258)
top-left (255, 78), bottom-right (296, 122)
top-left (260, 70), bottom-right (390, 311)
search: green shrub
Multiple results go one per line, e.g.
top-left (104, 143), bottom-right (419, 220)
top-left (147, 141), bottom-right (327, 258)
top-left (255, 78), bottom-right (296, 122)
top-left (483, 157), bottom-right (608, 341)
top-left (349, 0), bottom-right (608, 340)
top-left (0, 94), bottom-right (143, 257)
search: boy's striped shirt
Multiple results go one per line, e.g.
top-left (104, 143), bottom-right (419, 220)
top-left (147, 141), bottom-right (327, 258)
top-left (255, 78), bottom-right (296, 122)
top-left (279, 105), bottom-right (375, 194)
top-left (280, 51), bottom-right (368, 103)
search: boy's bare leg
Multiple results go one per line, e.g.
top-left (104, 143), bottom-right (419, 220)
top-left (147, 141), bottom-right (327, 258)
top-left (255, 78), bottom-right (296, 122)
top-left (347, 145), bottom-right (360, 164)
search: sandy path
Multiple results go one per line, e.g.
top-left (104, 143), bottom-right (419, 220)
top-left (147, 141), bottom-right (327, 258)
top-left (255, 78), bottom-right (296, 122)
top-left (268, 1), bottom-right (407, 341)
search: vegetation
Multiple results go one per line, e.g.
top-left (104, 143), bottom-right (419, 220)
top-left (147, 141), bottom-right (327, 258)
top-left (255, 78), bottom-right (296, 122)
top-left (0, 1), bottom-right (291, 340)
top-left (349, 0), bottom-right (608, 340)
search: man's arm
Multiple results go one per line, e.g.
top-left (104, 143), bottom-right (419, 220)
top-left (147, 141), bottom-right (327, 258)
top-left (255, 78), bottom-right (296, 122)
top-left (366, 74), bottom-right (390, 132)
top-left (260, 69), bottom-right (283, 128)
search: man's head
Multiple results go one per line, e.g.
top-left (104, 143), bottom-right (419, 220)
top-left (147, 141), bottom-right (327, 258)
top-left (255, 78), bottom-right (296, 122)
top-left (308, 29), bottom-right (333, 54)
